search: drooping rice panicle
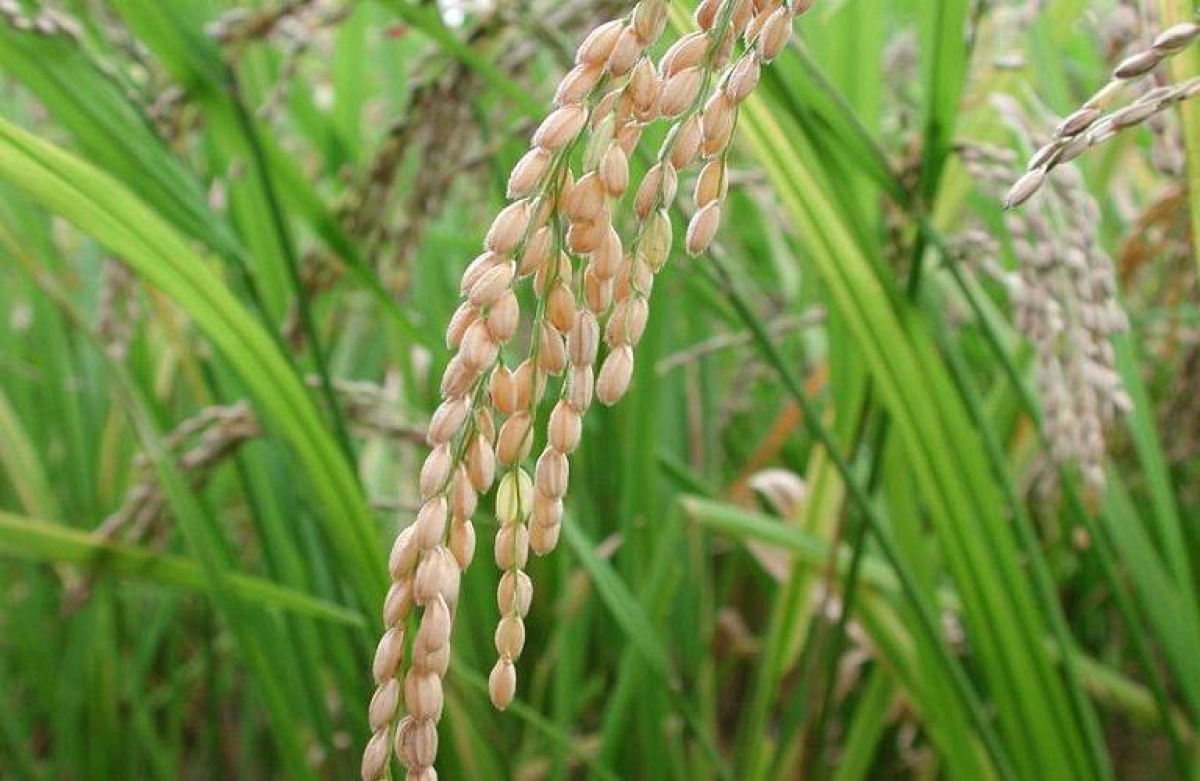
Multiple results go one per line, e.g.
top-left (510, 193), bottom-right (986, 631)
top-left (362, 3), bottom-right (819, 778)
top-left (1006, 20), bottom-right (1200, 207)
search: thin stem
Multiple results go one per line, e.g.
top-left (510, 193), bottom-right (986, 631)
top-left (703, 257), bottom-right (1020, 781)
top-left (225, 67), bottom-right (358, 467)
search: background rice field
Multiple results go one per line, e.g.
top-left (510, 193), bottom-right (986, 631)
top-left (1, 0), bottom-right (1199, 778)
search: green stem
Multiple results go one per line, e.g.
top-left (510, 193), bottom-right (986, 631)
top-left (225, 68), bottom-right (358, 468)
top-left (704, 258), bottom-right (1020, 781)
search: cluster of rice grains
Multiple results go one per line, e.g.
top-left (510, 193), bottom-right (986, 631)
top-left (1005, 19), bottom-right (1200, 208)
top-left (360, 2), bottom-right (815, 779)
top-left (995, 19), bottom-right (1200, 491)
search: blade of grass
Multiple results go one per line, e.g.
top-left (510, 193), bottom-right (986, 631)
top-left (0, 121), bottom-right (385, 612)
top-left (0, 510), bottom-right (362, 626)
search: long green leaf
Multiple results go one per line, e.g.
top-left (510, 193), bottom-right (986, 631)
top-left (0, 118), bottom-right (385, 613)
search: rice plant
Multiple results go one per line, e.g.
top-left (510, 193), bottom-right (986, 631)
top-left (1, 1), bottom-right (1198, 779)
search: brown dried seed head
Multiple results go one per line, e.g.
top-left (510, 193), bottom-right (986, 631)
top-left (440, 355), bottom-right (476, 399)
top-left (1153, 22), bottom-right (1200, 52)
top-left (413, 547), bottom-right (460, 607)
top-left (361, 729), bottom-right (390, 781)
top-left (702, 92), bottom-right (736, 156)
top-left (383, 579), bottom-right (414, 626)
top-left (496, 412), bottom-right (534, 466)
top-left (592, 89), bottom-right (622, 129)
top-left (555, 62), bottom-right (604, 107)
top-left (600, 144), bottom-right (630, 196)
top-left (388, 526), bottom-right (419, 580)
top-left (727, 54), bottom-right (762, 103)
top-left (485, 201), bottom-right (531, 254)
top-left (567, 364), bottom-right (595, 411)
top-left (406, 765), bottom-right (438, 781)
top-left (489, 658), bottom-right (517, 710)
top-left (497, 570), bottom-right (534, 617)
top-left (1113, 49), bottom-right (1163, 79)
top-left (413, 497), bottom-right (449, 551)
top-left (450, 466), bottom-right (477, 520)
top-left (408, 720), bottom-right (440, 770)
top-left (607, 26), bottom-right (644, 76)
top-left (519, 225), bottom-right (553, 277)
top-left (494, 615), bottom-right (527, 659)
top-left (533, 104), bottom-right (589, 151)
top-left (489, 364), bottom-right (519, 416)
top-left (372, 626), bottom-right (406, 684)
top-left (617, 121), bottom-right (643, 155)
top-left (597, 346), bottom-right (635, 405)
top-left (686, 201), bottom-right (722, 255)
top-left (494, 522), bottom-right (530, 571)
top-left (566, 172), bottom-right (607, 223)
top-left (535, 447), bottom-right (570, 498)
top-left (460, 251), bottom-right (503, 295)
top-left (660, 67), bottom-right (704, 117)
top-left (583, 265), bottom-right (614, 313)
top-left (547, 282), bottom-right (577, 333)
top-left (538, 323), bottom-right (569, 375)
top-left (633, 0), bottom-right (668, 43)
top-left (486, 291), bottom-right (520, 343)
top-left (694, 0), bottom-right (720, 29)
top-left (445, 301), bottom-right (478, 350)
top-left (468, 260), bottom-right (517, 309)
top-left (1004, 168), bottom-right (1046, 209)
top-left (567, 214), bottom-right (607, 254)
top-left (404, 671), bottom-right (445, 722)
top-left (730, 0), bottom-right (755, 35)
top-left (606, 297), bottom-right (650, 347)
top-left (416, 594), bottom-right (452, 653)
top-left (419, 446), bottom-right (451, 499)
top-left (629, 58), bottom-right (662, 114)
top-left (635, 163), bottom-right (678, 219)
top-left (662, 32), bottom-right (708, 76)
top-left (548, 400), bottom-right (583, 453)
top-left (513, 358), bottom-right (545, 409)
top-left (614, 260), bottom-right (649, 302)
top-left (466, 433), bottom-right (496, 492)
top-left (428, 395), bottom-right (471, 445)
top-left (592, 225), bottom-right (624, 280)
top-left (476, 407), bottom-right (496, 443)
top-left (568, 311), bottom-right (601, 366)
top-left (460, 318), bottom-right (500, 369)
top-left (369, 679), bottom-right (400, 732)
top-left (530, 523), bottom-right (562, 555)
top-left (393, 717), bottom-right (416, 769)
top-left (534, 251), bottom-right (573, 296)
top-left (695, 160), bottom-right (727, 206)
top-left (714, 26), bottom-right (737, 70)
top-left (531, 491), bottom-right (565, 530)
top-left (448, 519), bottom-right (476, 569)
top-left (1056, 107), bottom-right (1101, 138)
top-left (745, 5), bottom-right (772, 42)
top-left (407, 650), bottom-right (448, 690)
top-left (577, 19), bottom-right (624, 67)
top-left (410, 645), bottom-right (451, 685)
top-left (508, 147), bottom-right (551, 199)
top-left (758, 7), bottom-right (792, 61)
top-left (668, 115), bottom-right (704, 169)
